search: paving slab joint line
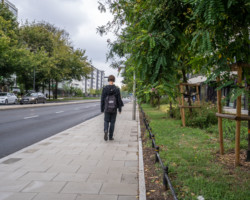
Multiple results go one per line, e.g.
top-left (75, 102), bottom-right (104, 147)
top-left (137, 106), bottom-right (146, 200)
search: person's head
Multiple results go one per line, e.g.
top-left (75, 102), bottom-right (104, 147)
top-left (108, 75), bottom-right (115, 85)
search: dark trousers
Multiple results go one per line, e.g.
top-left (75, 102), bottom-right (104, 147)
top-left (104, 112), bottom-right (117, 138)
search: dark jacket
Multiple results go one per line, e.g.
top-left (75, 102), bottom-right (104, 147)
top-left (101, 85), bottom-right (123, 113)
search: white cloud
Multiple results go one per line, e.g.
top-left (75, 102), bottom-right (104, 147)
top-left (10, 0), bottom-right (123, 87)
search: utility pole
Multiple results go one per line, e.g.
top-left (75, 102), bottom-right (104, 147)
top-left (132, 70), bottom-right (136, 120)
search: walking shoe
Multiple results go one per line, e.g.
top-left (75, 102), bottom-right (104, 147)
top-left (109, 137), bottom-right (114, 141)
top-left (104, 131), bottom-right (108, 141)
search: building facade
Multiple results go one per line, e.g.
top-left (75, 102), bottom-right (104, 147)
top-left (67, 66), bottom-right (105, 96)
top-left (3, 0), bottom-right (18, 17)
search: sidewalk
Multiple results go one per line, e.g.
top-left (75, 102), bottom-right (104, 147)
top-left (224, 106), bottom-right (248, 115)
top-left (0, 103), bottom-right (139, 200)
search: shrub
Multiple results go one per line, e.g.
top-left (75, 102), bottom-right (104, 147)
top-left (223, 119), bottom-right (248, 141)
top-left (169, 105), bottom-right (181, 119)
top-left (170, 101), bottom-right (218, 129)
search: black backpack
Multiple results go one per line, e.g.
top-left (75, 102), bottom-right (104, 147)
top-left (105, 88), bottom-right (117, 113)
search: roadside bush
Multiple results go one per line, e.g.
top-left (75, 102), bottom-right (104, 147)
top-left (185, 102), bottom-right (218, 129)
top-left (74, 88), bottom-right (83, 97)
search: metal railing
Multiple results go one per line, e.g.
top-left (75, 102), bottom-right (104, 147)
top-left (140, 106), bottom-right (178, 200)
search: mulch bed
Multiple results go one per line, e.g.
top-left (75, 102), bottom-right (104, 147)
top-left (216, 149), bottom-right (250, 172)
top-left (140, 112), bottom-right (174, 200)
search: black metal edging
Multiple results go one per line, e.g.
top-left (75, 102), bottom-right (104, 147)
top-left (140, 106), bottom-right (178, 200)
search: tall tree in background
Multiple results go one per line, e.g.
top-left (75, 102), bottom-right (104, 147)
top-left (0, 3), bottom-right (19, 79)
top-left (19, 22), bottom-right (91, 97)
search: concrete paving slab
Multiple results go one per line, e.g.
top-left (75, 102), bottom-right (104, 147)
top-left (47, 164), bottom-right (80, 173)
top-left (96, 160), bottom-right (125, 168)
top-left (0, 170), bottom-right (28, 181)
top-left (18, 172), bottom-right (58, 181)
top-left (0, 180), bottom-right (31, 192)
top-left (53, 173), bottom-right (89, 182)
top-left (19, 164), bottom-right (52, 172)
top-left (100, 183), bottom-right (137, 195)
top-left (32, 193), bottom-right (77, 200)
top-left (0, 192), bottom-right (37, 200)
top-left (76, 194), bottom-right (118, 200)
top-left (22, 181), bottom-right (66, 193)
top-left (121, 173), bottom-right (138, 184)
top-left (125, 161), bottom-right (138, 168)
top-left (118, 196), bottom-right (138, 200)
top-left (61, 182), bottom-right (102, 194)
top-left (87, 172), bottom-right (122, 183)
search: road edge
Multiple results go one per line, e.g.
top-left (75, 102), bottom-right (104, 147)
top-left (0, 100), bottom-right (100, 110)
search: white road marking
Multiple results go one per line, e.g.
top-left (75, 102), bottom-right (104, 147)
top-left (24, 115), bottom-right (39, 119)
top-left (55, 111), bottom-right (64, 114)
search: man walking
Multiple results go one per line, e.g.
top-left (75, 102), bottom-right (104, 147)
top-left (101, 75), bottom-right (123, 141)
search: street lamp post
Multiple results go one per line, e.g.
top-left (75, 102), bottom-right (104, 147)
top-left (132, 70), bottom-right (136, 120)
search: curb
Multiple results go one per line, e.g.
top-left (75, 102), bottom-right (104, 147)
top-left (137, 106), bottom-right (147, 200)
top-left (0, 100), bottom-right (100, 110)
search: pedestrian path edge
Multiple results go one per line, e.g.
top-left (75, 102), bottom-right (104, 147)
top-left (137, 106), bottom-right (147, 200)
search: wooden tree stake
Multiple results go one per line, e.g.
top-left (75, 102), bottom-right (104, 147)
top-left (196, 85), bottom-right (200, 105)
top-left (217, 76), bottom-right (224, 155)
top-left (235, 66), bottom-right (242, 166)
top-left (180, 85), bottom-right (186, 127)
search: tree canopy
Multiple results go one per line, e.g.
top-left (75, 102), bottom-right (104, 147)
top-left (98, 0), bottom-right (249, 104)
top-left (0, 4), bottom-right (91, 96)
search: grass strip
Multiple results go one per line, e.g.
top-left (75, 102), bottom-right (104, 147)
top-left (142, 104), bottom-right (250, 200)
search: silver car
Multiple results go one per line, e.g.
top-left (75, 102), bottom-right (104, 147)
top-left (0, 92), bottom-right (18, 105)
top-left (20, 92), bottom-right (46, 104)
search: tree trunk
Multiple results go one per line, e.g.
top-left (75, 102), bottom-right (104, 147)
top-left (42, 82), bottom-right (45, 94)
top-left (157, 96), bottom-right (161, 109)
top-left (181, 68), bottom-right (192, 113)
top-left (52, 80), bottom-right (55, 99)
top-left (150, 96), bottom-right (154, 106)
top-left (170, 100), bottom-right (174, 118)
top-left (55, 81), bottom-right (58, 99)
top-left (48, 79), bottom-right (51, 100)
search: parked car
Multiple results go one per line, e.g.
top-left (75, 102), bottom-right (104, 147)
top-left (0, 92), bottom-right (18, 105)
top-left (20, 92), bottom-right (46, 104)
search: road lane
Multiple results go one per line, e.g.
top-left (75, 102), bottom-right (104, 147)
top-left (0, 102), bottom-right (101, 158)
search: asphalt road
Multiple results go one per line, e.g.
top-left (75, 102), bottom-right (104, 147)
top-left (0, 102), bottom-right (102, 158)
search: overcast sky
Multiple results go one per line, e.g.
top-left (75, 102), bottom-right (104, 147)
top-left (10, 0), bottom-right (123, 87)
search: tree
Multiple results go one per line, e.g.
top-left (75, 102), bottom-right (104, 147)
top-left (98, 0), bottom-right (193, 106)
top-left (19, 22), bottom-right (91, 97)
top-left (0, 3), bottom-right (19, 79)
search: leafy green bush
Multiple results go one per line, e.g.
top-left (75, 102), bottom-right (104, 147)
top-left (186, 102), bottom-right (218, 129)
top-left (205, 117), bottom-right (248, 141)
top-left (169, 105), bottom-right (181, 119)
top-left (223, 120), bottom-right (248, 141)
top-left (73, 88), bottom-right (83, 97)
top-left (169, 102), bottom-right (217, 129)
